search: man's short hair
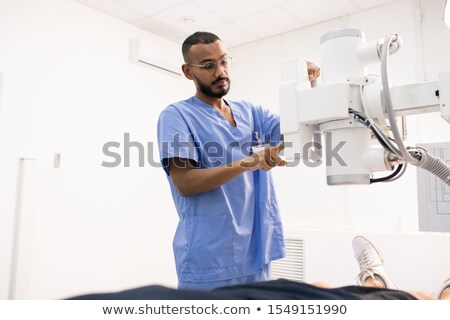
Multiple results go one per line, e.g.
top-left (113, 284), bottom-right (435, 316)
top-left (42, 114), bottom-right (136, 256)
top-left (182, 32), bottom-right (221, 62)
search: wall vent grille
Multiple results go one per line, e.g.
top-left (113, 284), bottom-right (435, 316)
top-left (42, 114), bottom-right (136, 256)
top-left (271, 237), bottom-right (304, 282)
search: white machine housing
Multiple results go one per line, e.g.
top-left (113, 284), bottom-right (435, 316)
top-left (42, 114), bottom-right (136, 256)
top-left (279, 28), bottom-right (450, 185)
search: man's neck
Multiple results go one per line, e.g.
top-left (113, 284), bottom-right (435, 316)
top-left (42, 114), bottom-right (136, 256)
top-left (195, 92), bottom-right (225, 110)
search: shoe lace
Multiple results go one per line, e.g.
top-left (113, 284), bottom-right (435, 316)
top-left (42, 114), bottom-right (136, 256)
top-left (356, 247), bottom-right (383, 285)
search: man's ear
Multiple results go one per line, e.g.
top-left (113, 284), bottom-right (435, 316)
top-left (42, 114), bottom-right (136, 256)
top-left (182, 64), bottom-right (193, 80)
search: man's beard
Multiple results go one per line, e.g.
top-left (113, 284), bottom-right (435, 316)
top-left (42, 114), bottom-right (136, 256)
top-left (197, 76), bottom-right (230, 98)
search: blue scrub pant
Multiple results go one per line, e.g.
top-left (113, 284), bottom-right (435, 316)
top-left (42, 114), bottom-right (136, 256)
top-left (178, 264), bottom-right (271, 291)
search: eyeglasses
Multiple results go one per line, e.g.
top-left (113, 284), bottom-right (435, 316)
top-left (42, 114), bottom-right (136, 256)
top-left (187, 55), bottom-right (232, 73)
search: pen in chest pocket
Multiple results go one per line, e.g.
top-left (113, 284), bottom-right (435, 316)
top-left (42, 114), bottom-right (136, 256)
top-left (252, 131), bottom-right (269, 153)
top-left (254, 131), bottom-right (262, 145)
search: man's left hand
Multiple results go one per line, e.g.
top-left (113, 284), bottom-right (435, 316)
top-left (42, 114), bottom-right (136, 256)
top-left (306, 61), bottom-right (320, 82)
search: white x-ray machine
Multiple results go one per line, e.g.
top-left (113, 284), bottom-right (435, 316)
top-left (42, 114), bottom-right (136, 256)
top-left (279, 28), bottom-right (450, 187)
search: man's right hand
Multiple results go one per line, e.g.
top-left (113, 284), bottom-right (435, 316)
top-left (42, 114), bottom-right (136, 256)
top-left (240, 143), bottom-right (286, 171)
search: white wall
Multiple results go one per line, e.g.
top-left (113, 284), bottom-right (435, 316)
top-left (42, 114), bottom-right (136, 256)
top-left (228, 0), bottom-right (450, 292)
top-left (2, 0), bottom-right (450, 299)
top-left (0, 0), bottom-right (192, 299)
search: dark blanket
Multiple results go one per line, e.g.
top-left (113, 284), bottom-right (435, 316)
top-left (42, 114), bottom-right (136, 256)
top-left (68, 279), bottom-right (416, 300)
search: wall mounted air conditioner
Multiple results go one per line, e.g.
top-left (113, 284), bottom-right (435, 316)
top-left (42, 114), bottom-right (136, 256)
top-left (130, 38), bottom-right (182, 76)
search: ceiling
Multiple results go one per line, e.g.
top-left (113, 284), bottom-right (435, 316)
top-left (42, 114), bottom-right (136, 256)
top-left (75, 0), bottom-right (397, 47)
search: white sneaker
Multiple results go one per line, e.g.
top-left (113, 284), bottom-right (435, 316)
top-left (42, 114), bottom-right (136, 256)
top-left (437, 278), bottom-right (450, 299)
top-left (352, 236), bottom-right (397, 289)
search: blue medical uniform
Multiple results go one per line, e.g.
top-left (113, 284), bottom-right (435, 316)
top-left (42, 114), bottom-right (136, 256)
top-left (157, 96), bottom-right (285, 290)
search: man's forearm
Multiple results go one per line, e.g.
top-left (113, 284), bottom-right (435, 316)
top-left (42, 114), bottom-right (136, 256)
top-left (169, 144), bottom-right (285, 196)
top-left (172, 158), bottom-right (251, 196)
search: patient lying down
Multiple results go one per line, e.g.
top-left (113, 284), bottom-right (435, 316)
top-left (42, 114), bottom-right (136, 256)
top-left (69, 237), bottom-right (449, 300)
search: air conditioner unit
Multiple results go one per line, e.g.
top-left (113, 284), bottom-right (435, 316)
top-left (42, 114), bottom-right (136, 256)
top-left (130, 38), bottom-right (182, 76)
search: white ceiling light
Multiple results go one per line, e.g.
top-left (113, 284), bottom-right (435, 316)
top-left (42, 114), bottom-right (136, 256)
top-left (182, 16), bottom-right (195, 24)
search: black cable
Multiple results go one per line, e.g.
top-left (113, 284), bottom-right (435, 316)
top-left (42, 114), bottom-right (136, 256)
top-left (348, 108), bottom-right (401, 156)
top-left (348, 110), bottom-right (407, 183)
top-left (351, 109), bottom-right (400, 155)
top-left (370, 163), bottom-right (406, 183)
top-left (408, 147), bottom-right (426, 161)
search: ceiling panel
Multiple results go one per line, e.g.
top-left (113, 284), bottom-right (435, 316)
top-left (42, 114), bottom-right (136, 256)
top-left (193, 0), bottom-right (275, 20)
top-left (135, 17), bottom-right (187, 41)
top-left (205, 22), bottom-right (259, 48)
top-left (84, 0), bottom-right (145, 22)
top-left (270, 0), bottom-right (295, 4)
top-left (351, 0), bottom-right (397, 9)
top-left (282, 0), bottom-right (360, 24)
top-left (152, 1), bottom-right (226, 34)
top-left (114, 0), bottom-right (186, 16)
top-left (234, 6), bottom-right (306, 38)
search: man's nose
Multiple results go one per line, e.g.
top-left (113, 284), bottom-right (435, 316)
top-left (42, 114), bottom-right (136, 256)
top-left (214, 63), bottom-right (226, 77)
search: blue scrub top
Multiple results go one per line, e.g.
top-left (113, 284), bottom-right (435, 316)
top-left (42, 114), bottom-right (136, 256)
top-left (157, 96), bottom-right (285, 282)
